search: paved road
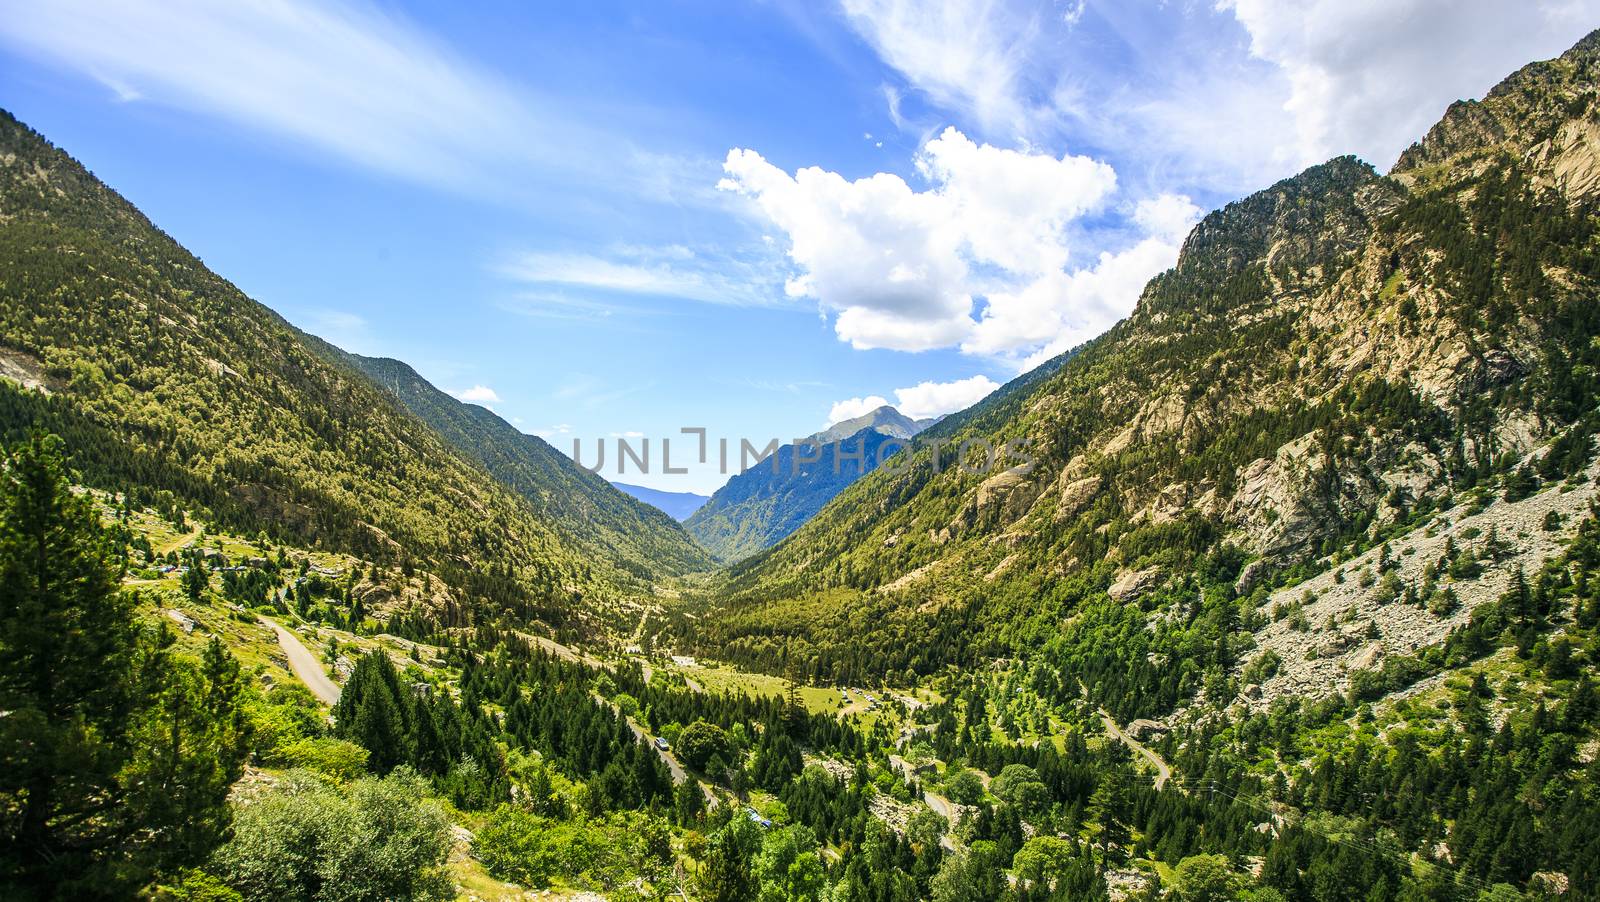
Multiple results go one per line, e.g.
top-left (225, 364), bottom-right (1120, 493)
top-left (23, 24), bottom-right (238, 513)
top-left (921, 790), bottom-right (961, 851)
top-left (623, 714), bottom-right (687, 783)
top-left (1098, 708), bottom-right (1172, 791)
top-left (264, 618), bottom-right (340, 705)
top-left (888, 754), bottom-right (959, 850)
top-left (602, 694), bottom-right (718, 807)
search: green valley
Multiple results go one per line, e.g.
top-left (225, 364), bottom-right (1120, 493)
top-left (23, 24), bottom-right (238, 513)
top-left (4, 20), bottom-right (1600, 902)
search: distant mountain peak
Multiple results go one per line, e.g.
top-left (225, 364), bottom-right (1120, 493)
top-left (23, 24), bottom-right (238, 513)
top-left (814, 405), bottom-right (925, 444)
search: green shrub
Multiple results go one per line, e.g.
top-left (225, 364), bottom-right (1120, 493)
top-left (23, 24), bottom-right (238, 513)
top-left (211, 768), bottom-right (452, 902)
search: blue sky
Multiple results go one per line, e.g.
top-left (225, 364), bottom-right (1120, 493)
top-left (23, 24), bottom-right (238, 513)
top-left (1, 0), bottom-right (1595, 492)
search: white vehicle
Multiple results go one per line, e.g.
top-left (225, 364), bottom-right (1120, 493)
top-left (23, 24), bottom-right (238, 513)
top-left (654, 737), bottom-right (670, 751)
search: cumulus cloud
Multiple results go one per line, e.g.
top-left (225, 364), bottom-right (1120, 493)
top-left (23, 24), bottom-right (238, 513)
top-left (892, 375), bottom-right (1000, 420)
top-left (451, 385), bottom-right (502, 405)
top-left (720, 144), bottom-right (974, 350)
top-left (1219, 0), bottom-right (1600, 170)
top-left (829, 374), bottom-right (1001, 425)
top-left (721, 127), bottom-right (1154, 359)
top-left (1134, 194), bottom-right (1204, 245)
top-left (915, 128), bottom-right (1116, 275)
top-left (965, 194), bottom-right (1199, 359)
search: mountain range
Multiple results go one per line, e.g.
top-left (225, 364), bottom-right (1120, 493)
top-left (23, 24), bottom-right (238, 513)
top-left (684, 405), bottom-right (934, 562)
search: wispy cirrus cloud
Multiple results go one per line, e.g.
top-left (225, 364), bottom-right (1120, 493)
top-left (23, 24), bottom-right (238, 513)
top-left (839, 0), bottom-right (1054, 142)
top-left (0, 0), bottom-right (548, 192)
top-left (496, 243), bottom-right (790, 309)
top-left (0, 0), bottom-right (692, 206)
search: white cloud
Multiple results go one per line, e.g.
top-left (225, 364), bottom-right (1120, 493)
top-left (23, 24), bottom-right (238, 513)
top-left (497, 244), bottom-right (785, 308)
top-left (450, 385), bottom-right (502, 405)
top-left (0, 0), bottom-right (727, 209)
top-left (829, 374), bottom-right (1001, 425)
top-left (827, 396), bottom-right (893, 425)
top-left (841, 0), bottom-right (1600, 193)
top-left (840, 0), bottom-right (1049, 140)
top-left (891, 375), bottom-right (1000, 420)
top-left (1134, 194), bottom-right (1204, 245)
top-left (720, 127), bottom-right (1135, 357)
top-left (916, 128), bottom-right (1115, 275)
top-left (720, 146), bottom-right (973, 349)
top-left (960, 193), bottom-right (1198, 361)
top-left (1221, 0), bottom-right (1600, 170)
top-left (0, 0), bottom-right (559, 193)
top-left (531, 423), bottom-right (574, 439)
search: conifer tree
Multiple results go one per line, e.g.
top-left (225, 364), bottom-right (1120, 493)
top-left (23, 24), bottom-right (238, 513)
top-left (0, 435), bottom-right (246, 898)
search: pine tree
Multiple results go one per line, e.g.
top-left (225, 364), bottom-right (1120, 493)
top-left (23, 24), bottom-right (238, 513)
top-left (334, 652), bottom-right (412, 774)
top-left (0, 435), bottom-right (246, 898)
top-left (696, 817), bottom-right (761, 902)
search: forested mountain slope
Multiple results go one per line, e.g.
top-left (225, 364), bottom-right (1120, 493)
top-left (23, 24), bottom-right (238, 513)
top-left (685, 405), bottom-right (931, 562)
top-left (332, 350), bottom-right (714, 579)
top-left (0, 108), bottom-right (672, 636)
top-left (685, 30), bottom-right (1600, 692)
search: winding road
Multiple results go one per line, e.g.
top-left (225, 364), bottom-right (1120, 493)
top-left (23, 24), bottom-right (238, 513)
top-left (623, 714), bottom-right (687, 783)
top-left (602, 693), bottom-right (719, 807)
top-left (1098, 708), bottom-right (1172, 791)
top-left (264, 618), bottom-right (340, 705)
top-left (888, 754), bottom-right (961, 851)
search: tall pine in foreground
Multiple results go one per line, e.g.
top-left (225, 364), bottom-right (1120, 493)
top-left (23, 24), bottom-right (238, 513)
top-left (0, 435), bottom-right (248, 899)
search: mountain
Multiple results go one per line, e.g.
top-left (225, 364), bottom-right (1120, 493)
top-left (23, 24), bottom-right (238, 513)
top-left (813, 404), bottom-right (923, 443)
top-left (684, 405), bottom-right (933, 562)
top-left (685, 30), bottom-right (1600, 705)
top-left (0, 107), bottom-right (689, 638)
top-left (329, 351), bottom-right (713, 579)
top-left (610, 481), bottom-right (711, 521)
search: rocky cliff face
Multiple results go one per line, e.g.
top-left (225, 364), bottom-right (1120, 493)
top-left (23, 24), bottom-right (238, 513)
top-left (1395, 29), bottom-right (1600, 181)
